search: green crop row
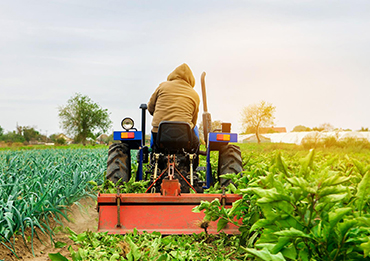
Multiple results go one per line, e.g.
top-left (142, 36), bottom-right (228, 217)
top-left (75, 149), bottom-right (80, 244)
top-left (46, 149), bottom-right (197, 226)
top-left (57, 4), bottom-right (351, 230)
top-left (50, 146), bottom-right (370, 261)
top-left (2, 144), bottom-right (370, 260)
top-left (0, 148), bottom-right (107, 257)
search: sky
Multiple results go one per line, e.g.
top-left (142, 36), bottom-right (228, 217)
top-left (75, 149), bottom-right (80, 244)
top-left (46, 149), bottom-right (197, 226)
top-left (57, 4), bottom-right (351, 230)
top-left (1, 0), bottom-right (370, 137)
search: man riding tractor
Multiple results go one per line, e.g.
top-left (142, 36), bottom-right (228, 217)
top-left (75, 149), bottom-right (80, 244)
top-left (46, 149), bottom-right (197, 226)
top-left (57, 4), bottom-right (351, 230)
top-left (148, 63), bottom-right (200, 152)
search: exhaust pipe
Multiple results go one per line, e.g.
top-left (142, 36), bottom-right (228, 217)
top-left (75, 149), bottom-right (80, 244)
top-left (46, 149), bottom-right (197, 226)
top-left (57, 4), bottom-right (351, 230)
top-left (201, 72), bottom-right (212, 146)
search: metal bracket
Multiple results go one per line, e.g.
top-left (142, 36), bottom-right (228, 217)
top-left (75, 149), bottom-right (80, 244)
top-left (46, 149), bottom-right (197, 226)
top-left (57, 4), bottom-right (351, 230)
top-left (188, 153), bottom-right (196, 186)
top-left (116, 188), bottom-right (121, 228)
top-left (221, 186), bottom-right (226, 207)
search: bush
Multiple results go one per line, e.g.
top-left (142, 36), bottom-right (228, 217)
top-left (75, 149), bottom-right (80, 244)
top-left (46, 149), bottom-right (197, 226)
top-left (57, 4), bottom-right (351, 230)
top-left (55, 137), bottom-right (66, 145)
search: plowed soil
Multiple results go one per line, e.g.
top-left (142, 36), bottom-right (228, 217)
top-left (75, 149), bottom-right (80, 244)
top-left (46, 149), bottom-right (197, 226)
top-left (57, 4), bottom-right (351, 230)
top-left (0, 198), bottom-right (98, 261)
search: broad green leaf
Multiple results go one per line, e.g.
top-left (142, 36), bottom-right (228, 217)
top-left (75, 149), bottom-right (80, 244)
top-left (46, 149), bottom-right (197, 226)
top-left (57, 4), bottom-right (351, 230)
top-left (274, 227), bottom-right (311, 238)
top-left (250, 219), bottom-right (272, 232)
top-left (299, 149), bottom-right (315, 178)
top-left (257, 193), bottom-right (291, 204)
top-left (275, 151), bottom-right (289, 177)
top-left (220, 173), bottom-right (237, 180)
top-left (352, 158), bottom-right (366, 176)
top-left (361, 239), bottom-right (370, 257)
top-left (287, 177), bottom-right (316, 194)
top-left (281, 245), bottom-right (297, 260)
top-left (356, 172), bottom-right (370, 214)
top-left (217, 218), bottom-right (229, 232)
top-left (337, 219), bottom-right (358, 239)
top-left (54, 241), bottom-right (67, 248)
top-left (318, 185), bottom-right (347, 198)
top-left (228, 183), bottom-right (238, 193)
top-left (192, 200), bottom-right (210, 213)
top-left (156, 254), bottom-right (170, 260)
top-left (320, 172), bottom-right (350, 187)
top-left (243, 188), bottom-right (277, 199)
top-left (358, 216), bottom-right (370, 226)
top-left (271, 237), bottom-right (291, 254)
top-left (255, 243), bottom-right (275, 251)
top-left (126, 236), bottom-right (141, 261)
top-left (228, 199), bottom-right (243, 217)
top-left (298, 250), bottom-right (309, 261)
top-left (287, 177), bottom-right (309, 188)
top-left (77, 248), bottom-right (87, 259)
top-left (324, 175), bottom-right (351, 187)
top-left (48, 253), bottom-right (70, 261)
top-left (110, 253), bottom-right (120, 261)
top-left (329, 207), bottom-right (352, 231)
top-left (243, 247), bottom-right (286, 261)
top-left (321, 193), bottom-right (348, 203)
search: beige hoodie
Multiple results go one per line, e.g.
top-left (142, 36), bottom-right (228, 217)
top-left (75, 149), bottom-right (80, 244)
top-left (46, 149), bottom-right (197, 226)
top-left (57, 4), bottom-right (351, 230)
top-left (148, 63), bottom-right (200, 133)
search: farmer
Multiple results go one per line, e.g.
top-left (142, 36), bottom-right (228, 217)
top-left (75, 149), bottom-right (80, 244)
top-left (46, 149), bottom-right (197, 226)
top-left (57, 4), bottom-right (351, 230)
top-left (147, 63), bottom-right (200, 150)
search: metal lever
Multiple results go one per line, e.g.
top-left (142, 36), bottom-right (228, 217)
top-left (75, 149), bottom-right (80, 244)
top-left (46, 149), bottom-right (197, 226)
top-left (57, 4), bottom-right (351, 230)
top-left (153, 153), bottom-right (160, 180)
top-left (189, 154), bottom-right (195, 186)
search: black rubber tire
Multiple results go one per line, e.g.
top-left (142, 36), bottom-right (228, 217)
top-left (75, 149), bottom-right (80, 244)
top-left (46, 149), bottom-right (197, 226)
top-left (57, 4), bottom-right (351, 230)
top-left (218, 144), bottom-right (243, 186)
top-left (106, 143), bottom-right (131, 183)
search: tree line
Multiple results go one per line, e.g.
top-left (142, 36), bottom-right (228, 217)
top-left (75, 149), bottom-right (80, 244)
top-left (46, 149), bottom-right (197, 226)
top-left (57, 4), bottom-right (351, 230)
top-left (2, 94), bottom-right (369, 146)
top-left (0, 125), bottom-right (47, 144)
top-left (0, 125), bottom-right (69, 145)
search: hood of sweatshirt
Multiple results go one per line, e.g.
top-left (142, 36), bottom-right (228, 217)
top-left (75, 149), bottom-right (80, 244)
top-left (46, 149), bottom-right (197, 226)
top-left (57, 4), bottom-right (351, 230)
top-left (167, 63), bottom-right (195, 88)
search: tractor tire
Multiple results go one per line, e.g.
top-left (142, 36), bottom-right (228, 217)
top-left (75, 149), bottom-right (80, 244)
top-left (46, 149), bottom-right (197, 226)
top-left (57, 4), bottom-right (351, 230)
top-left (218, 144), bottom-right (243, 187)
top-left (106, 143), bottom-right (131, 183)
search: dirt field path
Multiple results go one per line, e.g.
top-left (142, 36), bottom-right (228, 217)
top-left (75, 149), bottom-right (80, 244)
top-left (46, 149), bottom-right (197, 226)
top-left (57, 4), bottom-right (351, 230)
top-left (0, 198), bottom-right (98, 261)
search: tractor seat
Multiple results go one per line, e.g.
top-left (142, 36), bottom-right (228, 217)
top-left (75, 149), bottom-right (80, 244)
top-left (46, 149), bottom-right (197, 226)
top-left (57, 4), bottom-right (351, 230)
top-left (156, 121), bottom-right (192, 153)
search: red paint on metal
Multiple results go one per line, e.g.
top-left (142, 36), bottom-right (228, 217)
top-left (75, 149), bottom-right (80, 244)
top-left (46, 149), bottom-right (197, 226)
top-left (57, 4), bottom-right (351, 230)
top-left (98, 193), bottom-right (242, 204)
top-left (97, 193), bottom-right (242, 235)
top-left (161, 179), bottom-right (181, 196)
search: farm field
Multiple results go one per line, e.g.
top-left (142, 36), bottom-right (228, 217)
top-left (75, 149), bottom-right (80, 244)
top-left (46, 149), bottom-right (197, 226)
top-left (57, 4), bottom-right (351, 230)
top-left (1, 143), bottom-right (370, 260)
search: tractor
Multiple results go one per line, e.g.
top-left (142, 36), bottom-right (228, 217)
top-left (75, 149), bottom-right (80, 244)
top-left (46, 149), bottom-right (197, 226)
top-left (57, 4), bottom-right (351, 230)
top-left (97, 72), bottom-right (243, 234)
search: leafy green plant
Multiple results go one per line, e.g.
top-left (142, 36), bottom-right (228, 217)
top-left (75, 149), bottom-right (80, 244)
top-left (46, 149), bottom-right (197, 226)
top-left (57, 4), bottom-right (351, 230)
top-left (194, 149), bottom-right (370, 260)
top-left (49, 228), bottom-right (244, 261)
top-left (90, 174), bottom-right (150, 194)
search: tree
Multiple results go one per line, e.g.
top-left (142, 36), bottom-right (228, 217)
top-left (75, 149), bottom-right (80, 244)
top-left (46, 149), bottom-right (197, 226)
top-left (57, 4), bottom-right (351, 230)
top-left (0, 125), bottom-right (3, 136)
top-left (292, 125), bottom-right (312, 132)
top-left (58, 93), bottom-right (112, 145)
top-left (22, 126), bottom-right (40, 142)
top-left (312, 123), bottom-right (334, 132)
top-left (241, 101), bottom-right (276, 143)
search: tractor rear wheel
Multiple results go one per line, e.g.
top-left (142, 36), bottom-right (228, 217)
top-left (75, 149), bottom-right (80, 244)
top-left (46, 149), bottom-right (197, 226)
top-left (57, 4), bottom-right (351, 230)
top-left (218, 144), bottom-right (243, 186)
top-left (106, 143), bottom-right (131, 183)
